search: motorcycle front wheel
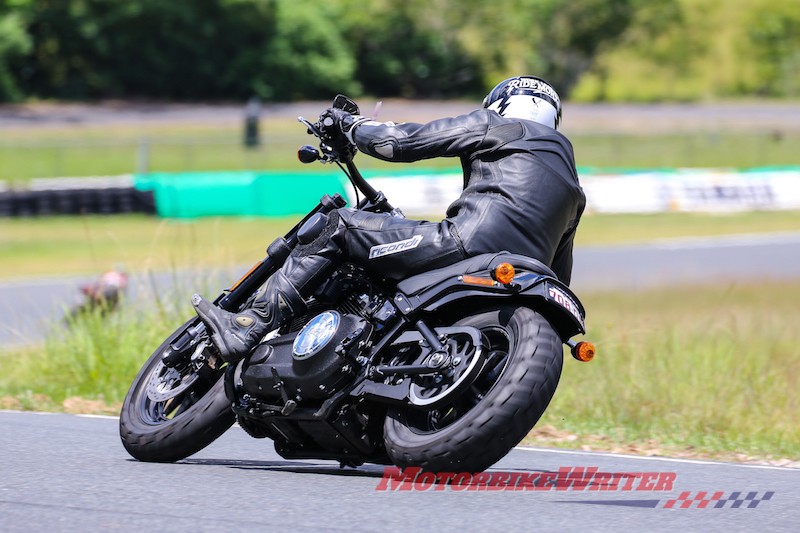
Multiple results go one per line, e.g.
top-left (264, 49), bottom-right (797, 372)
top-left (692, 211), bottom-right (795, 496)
top-left (383, 304), bottom-right (563, 473)
top-left (119, 320), bottom-right (235, 462)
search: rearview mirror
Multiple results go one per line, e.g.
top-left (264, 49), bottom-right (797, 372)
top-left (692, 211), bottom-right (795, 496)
top-left (332, 94), bottom-right (359, 115)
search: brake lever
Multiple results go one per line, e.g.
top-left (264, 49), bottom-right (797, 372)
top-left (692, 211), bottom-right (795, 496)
top-left (298, 116), bottom-right (324, 138)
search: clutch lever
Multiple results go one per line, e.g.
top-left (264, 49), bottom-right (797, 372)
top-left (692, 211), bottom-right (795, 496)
top-left (298, 116), bottom-right (324, 138)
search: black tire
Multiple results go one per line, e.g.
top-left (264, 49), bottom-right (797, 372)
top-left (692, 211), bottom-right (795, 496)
top-left (119, 321), bottom-right (235, 462)
top-left (383, 305), bottom-right (562, 473)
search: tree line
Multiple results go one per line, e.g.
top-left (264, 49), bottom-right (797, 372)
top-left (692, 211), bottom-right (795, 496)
top-left (0, 0), bottom-right (797, 103)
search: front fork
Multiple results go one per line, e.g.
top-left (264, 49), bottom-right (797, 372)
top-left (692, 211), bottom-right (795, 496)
top-left (162, 193), bottom-right (347, 368)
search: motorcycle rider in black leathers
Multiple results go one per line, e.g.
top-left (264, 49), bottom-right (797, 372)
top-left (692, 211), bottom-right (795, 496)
top-left (193, 76), bottom-right (586, 362)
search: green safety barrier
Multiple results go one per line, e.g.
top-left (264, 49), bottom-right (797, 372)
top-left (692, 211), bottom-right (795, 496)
top-left (133, 168), bottom-right (461, 219)
top-left (134, 171), bottom-right (349, 219)
top-left (134, 166), bottom-right (800, 219)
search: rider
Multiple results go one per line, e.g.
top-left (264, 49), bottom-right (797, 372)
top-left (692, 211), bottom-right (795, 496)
top-left (192, 76), bottom-right (586, 362)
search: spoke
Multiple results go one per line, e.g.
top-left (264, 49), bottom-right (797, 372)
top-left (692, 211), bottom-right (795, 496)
top-left (172, 394), bottom-right (196, 419)
top-left (161, 396), bottom-right (179, 419)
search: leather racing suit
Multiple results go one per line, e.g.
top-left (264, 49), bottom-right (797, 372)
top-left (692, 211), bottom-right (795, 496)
top-left (343, 108), bottom-right (585, 285)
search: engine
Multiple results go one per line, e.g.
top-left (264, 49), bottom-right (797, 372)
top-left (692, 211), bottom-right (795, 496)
top-left (229, 270), bottom-right (397, 465)
top-left (239, 311), bottom-right (372, 402)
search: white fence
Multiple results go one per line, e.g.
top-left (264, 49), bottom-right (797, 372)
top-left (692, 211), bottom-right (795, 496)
top-left (360, 167), bottom-right (800, 216)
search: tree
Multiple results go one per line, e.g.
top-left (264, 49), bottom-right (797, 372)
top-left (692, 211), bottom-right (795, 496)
top-left (15, 0), bottom-right (357, 100)
top-left (748, 0), bottom-right (800, 97)
top-left (0, 1), bottom-right (32, 102)
top-left (262, 0), bottom-right (358, 100)
top-left (338, 0), bottom-right (483, 98)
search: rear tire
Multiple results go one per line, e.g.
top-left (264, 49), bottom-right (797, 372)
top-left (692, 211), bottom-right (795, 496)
top-left (383, 305), bottom-right (562, 473)
top-left (119, 321), bottom-right (235, 462)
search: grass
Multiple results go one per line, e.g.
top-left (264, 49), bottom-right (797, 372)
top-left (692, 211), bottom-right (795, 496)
top-left (1, 279), bottom-right (797, 462)
top-left (571, 132), bottom-right (800, 169)
top-left (2, 210), bottom-right (799, 281)
top-left (0, 214), bottom-right (297, 280)
top-left (533, 281), bottom-right (800, 461)
top-left (0, 293), bottom-right (192, 413)
top-left (574, 210), bottom-right (800, 246)
top-left (1, 119), bottom-right (799, 183)
top-left (0, 121), bottom-right (453, 184)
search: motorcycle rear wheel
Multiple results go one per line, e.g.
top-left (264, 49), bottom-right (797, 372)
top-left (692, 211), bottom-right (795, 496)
top-left (119, 321), bottom-right (235, 462)
top-left (383, 305), bottom-right (563, 473)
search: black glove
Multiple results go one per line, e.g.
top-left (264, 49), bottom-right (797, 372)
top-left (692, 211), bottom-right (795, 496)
top-left (317, 107), bottom-right (365, 162)
top-left (321, 106), bottom-right (370, 140)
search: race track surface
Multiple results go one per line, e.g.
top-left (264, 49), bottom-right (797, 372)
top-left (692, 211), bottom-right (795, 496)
top-left (1, 411), bottom-right (797, 532)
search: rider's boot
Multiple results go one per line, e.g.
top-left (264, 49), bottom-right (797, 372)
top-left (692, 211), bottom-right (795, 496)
top-left (191, 270), bottom-right (305, 363)
top-left (193, 211), bottom-right (347, 362)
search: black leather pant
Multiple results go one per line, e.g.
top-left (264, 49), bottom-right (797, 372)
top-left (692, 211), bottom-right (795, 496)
top-left (278, 208), bottom-right (467, 300)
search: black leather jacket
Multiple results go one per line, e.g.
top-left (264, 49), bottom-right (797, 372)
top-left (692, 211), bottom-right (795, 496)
top-left (351, 109), bottom-right (585, 284)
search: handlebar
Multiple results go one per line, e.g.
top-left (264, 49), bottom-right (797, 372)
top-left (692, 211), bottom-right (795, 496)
top-left (297, 112), bottom-right (401, 217)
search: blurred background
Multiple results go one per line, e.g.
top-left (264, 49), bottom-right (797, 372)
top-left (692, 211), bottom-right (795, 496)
top-left (0, 0), bottom-right (798, 462)
top-left (2, 0), bottom-right (798, 103)
top-left (0, 0), bottom-right (798, 181)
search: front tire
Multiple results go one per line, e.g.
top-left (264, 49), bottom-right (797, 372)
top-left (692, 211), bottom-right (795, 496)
top-left (383, 305), bottom-right (562, 473)
top-left (119, 321), bottom-right (235, 462)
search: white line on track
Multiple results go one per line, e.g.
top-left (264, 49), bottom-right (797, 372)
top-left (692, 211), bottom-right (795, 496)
top-left (514, 446), bottom-right (800, 471)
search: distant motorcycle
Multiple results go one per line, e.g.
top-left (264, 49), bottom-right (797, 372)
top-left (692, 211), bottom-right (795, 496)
top-left (119, 96), bottom-right (595, 473)
top-left (66, 269), bottom-right (128, 321)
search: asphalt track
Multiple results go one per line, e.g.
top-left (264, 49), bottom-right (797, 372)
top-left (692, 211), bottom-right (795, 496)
top-left (2, 232), bottom-right (800, 345)
top-left (0, 411), bottom-right (797, 532)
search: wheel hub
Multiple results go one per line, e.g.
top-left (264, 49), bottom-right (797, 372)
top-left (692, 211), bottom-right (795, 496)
top-left (408, 328), bottom-right (485, 408)
top-left (146, 361), bottom-right (200, 402)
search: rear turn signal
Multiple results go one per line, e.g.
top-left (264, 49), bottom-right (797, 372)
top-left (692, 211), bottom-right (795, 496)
top-left (493, 263), bottom-right (515, 285)
top-left (570, 341), bottom-right (596, 362)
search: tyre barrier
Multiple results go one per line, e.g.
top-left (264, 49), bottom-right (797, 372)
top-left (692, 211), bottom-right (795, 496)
top-left (0, 187), bottom-right (156, 217)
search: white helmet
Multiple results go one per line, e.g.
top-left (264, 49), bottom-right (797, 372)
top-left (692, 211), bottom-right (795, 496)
top-left (482, 76), bottom-right (562, 130)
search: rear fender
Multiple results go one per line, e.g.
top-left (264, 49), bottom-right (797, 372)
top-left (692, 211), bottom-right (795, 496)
top-left (393, 269), bottom-right (586, 340)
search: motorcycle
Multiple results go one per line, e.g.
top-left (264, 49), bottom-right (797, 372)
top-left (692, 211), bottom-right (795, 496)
top-left (119, 96), bottom-right (595, 473)
top-left (65, 268), bottom-right (128, 323)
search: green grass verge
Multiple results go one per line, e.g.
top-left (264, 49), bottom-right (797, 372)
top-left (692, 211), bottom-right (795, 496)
top-left (0, 214), bottom-right (297, 280)
top-left (533, 281), bottom-right (800, 461)
top-left (2, 211), bottom-right (799, 281)
top-left (0, 121), bottom-right (451, 183)
top-left (575, 210), bottom-right (800, 246)
top-left (0, 297), bottom-right (191, 414)
top-left (2, 279), bottom-right (797, 461)
top-left (1, 119), bottom-right (799, 182)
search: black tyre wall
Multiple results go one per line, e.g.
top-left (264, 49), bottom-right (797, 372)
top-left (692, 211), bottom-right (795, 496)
top-left (119, 323), bottom-right (235, 463)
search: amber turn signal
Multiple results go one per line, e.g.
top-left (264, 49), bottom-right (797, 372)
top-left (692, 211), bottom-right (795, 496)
top-left (570, 341), bottom-right (596, 362)
top-left (493, 263), bottom-right (515, 285)
top-left (461, 275), bottom-right (495, 287)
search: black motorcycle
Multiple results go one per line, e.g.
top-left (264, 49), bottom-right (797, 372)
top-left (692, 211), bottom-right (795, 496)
top-left (119, 96), bottom-right (595, 473)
